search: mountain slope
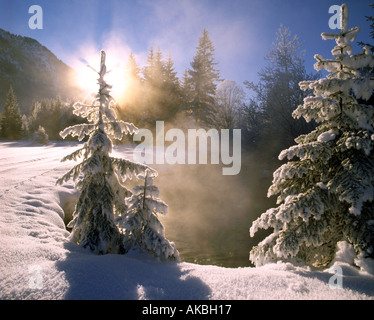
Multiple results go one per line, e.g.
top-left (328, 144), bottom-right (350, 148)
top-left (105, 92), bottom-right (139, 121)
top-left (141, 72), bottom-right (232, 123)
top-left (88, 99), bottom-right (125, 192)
top-left (0, 28), bottom-right (83, 112)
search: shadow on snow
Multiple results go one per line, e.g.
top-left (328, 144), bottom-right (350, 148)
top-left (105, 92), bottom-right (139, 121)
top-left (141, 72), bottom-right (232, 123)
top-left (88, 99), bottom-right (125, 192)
top-left (56, 242), bottom-right (211, 300)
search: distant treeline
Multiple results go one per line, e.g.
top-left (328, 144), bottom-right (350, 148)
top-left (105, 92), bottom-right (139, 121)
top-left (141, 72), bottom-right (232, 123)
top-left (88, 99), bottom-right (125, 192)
top-left (0, 87), bottom-right (85, 143)
top-left (5, 25), bottom-right (367, 159)
top-left (0, 27), bottom-right (318, 158)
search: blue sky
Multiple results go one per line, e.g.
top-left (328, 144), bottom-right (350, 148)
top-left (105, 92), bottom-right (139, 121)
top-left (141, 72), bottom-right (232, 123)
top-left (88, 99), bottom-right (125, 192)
top-left (0, 0), bottom-right (372, 93)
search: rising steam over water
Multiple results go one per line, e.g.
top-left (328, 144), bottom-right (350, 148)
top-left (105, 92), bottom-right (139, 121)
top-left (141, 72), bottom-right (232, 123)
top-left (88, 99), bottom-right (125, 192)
top-left (152, 151), bottom-right (277, 267)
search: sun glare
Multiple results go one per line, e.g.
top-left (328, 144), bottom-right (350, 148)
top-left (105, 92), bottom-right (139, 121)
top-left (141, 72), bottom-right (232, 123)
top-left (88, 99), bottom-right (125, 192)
top-left (75, 53), bottom-right (129, 103)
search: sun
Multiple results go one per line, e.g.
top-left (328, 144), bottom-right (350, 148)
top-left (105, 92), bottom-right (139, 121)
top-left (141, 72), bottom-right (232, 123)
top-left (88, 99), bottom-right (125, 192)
top-left (75, 53), bottom-right (129, 102)
top-left (75, 62), bottom-right (97, 97)
top-left (105, 63), bottom-right (129, 102)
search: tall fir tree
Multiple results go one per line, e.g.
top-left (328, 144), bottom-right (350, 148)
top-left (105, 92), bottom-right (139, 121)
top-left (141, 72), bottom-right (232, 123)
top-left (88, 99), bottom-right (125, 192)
top-left (142, 47), bottom-right (163, 123)
top-left (0, 86), bottom-right (22, 140)
top-left (180, 68), bottom-right (194, 112)
top-left (57, 51), bottom-right (155, 254)
top-left (143, 47), bottom-right (164, 90)
top-left (161, 53), bottom-right (182, 121)
top-left (141, 47), bottom-right (181, 123)
top-left (187, 28), bottom-right (220, 124)
top-left (249, 4), bottom-right (374, 267)
top-left (127, 53), bottom-right (142, 83)
top-left (244, 25), bottom-right (317, 155)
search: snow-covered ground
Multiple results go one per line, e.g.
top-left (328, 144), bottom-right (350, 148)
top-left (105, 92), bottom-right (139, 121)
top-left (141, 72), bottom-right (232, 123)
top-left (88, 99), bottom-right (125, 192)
top-left (0, 141), bottom-right (373, 300)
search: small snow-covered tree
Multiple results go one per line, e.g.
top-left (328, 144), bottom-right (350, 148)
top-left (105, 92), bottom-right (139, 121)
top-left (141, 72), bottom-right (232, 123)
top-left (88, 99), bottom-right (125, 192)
top-left (32, 125), bottom-right (49, 144)
top-left (249, 4), bottom-right (374, 267)
top-left (57, 50), bottom-right (155, 254)
top-left (116, 170), bottom-right (179, 261)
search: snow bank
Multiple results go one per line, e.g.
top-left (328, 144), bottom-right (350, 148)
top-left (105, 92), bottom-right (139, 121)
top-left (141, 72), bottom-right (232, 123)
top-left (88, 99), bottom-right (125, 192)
top-left (0, 142), bottom-right (373, 300)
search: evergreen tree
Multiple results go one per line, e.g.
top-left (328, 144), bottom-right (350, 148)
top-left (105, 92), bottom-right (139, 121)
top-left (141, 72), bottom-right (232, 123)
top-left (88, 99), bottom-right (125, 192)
top-left (127, 53), bottom-right (142, 83)
top-left (143, 47), bottom-right (164, 90)
top-left (142, 47), bottom-right (181, 123)
top-left (244, 25), bottom-right (317, 155)
top-left (160, 53), bottom-right (182, 121)
top-left (116, 170), bottom-right (179, 260)
top-left (142, 47), bottom-right (164, 123)
top-left (0, 86), bottom-right (22, 140)
top-left (238, 100), bottom-right (264, 150)
top-left (249, 5), bottom-right (374, 267)
top-left (57, 51), bottom-right (155, 254)
top-left (187, 28), bottom-right (220, 124)
top-left (28, 98), bottom-right (64, 141)
top-left (180, 68), bottom-right (194, 112)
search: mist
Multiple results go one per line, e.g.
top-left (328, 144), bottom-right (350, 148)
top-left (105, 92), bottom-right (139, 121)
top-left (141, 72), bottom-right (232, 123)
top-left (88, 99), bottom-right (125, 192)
top-left (149, 150), bottom-right (277, 268)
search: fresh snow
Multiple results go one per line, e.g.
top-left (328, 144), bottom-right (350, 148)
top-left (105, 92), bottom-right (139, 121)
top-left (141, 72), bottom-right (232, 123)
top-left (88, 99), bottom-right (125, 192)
top-left (317, 129), bottom-right (337, 143)
top-left (0, 141), bottom-right (374, 300)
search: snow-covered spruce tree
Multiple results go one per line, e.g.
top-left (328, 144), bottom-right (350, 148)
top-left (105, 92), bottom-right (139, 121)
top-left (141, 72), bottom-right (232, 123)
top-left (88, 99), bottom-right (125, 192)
top-left (57, 50), bottom-right (156, 254)
top-left (116, 170), bottom-right (179, 261)
top-left (249, 4), bottom-right (374, 267)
